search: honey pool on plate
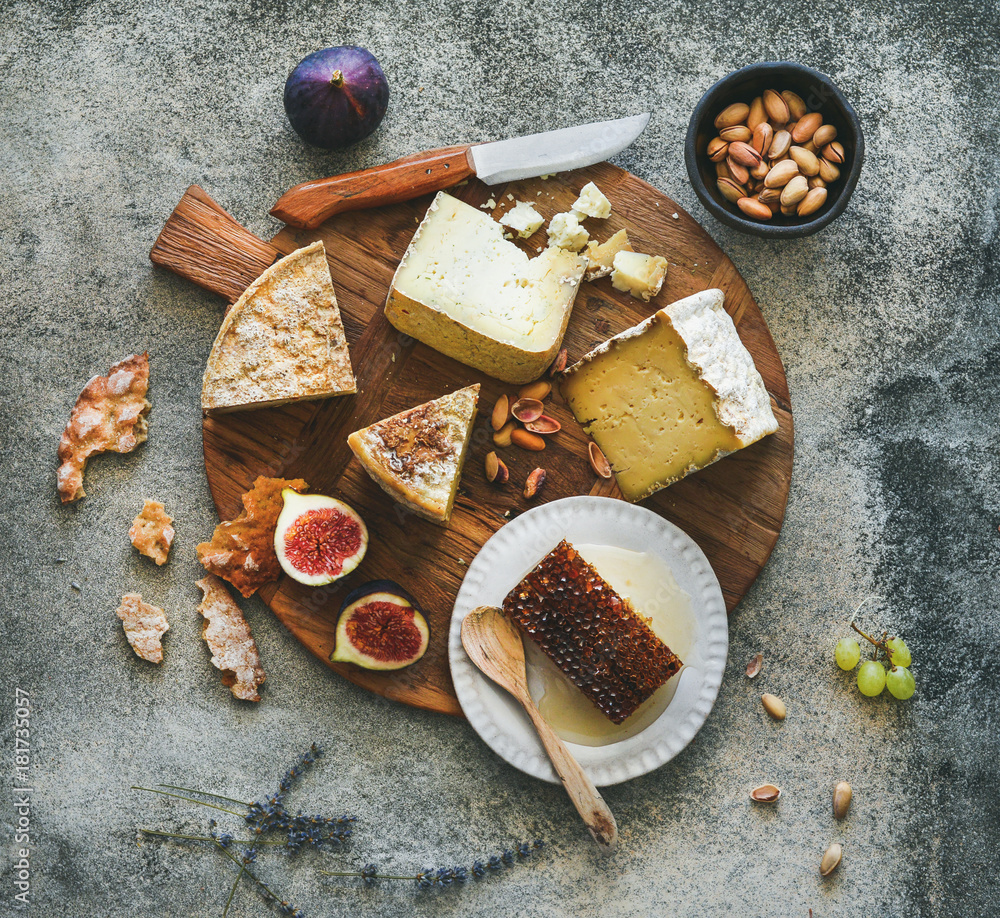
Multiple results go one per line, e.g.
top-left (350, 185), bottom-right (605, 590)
top-left (523, 544), bottom-right (695, 746)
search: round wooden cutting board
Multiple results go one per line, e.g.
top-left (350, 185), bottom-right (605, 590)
top-left (200, 163), bottom-right (793, 716)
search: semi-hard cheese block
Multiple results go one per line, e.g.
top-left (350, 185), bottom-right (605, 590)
top-left (385, 192), bottom-right (587, 384)
top-left (201, 241), bottom-right (355, 413)
top-left (560, 288), bottom-right (778, 502)
top-left (347, 384), bottom-right (480, 524)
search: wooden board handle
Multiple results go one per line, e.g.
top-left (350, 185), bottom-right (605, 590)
top-left (150, 185), bottom-right (280, 304)
top-left (269, 145), bottom-right (476, 229)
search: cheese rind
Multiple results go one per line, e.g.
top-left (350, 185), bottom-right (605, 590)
top-left (560, 289), bottom-right (778, 501)
top-left (385, 192), bottom-right (586, 384)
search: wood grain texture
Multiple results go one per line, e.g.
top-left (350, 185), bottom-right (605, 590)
top-left (158, 163), bottom-right (793, 717)
top-left (150, 185), bottom-right (279, 303)
top-left (269, 145), bottom-right (476, 229)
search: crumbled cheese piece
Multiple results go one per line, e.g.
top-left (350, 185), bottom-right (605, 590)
top-left (584, 229), bottom-right (633, 281)
top-left (480, 197), bottom-right (496, 210)
top-left (611, 251), bottom-right (669, 302)
top-left (507, 193), bottom-right (514, 201)
top-left (499, 201), bottom-right (545, 239)
top-left (571, 182), bottom-right (612, 219)
top-left (547, 212), bottom-right (589, 253)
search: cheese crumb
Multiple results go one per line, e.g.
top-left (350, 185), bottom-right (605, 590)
top-left (500, 201), bottom-right (545, 239)
top-left (611, 251), bottom-right (669, 302)
top-left (571, 182), bottom-right (612, 219)
top-left (584, 229), bottom-right (633, 281)
top-left (547, 212), bottom-right (590, 253)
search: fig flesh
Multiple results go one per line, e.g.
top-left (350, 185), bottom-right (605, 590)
top-left (274, 489), bottom-right (368, 586)
top-left (283, 45), bottom-right (389, 150)
top-left (331, 580), bottom-right (429, 670)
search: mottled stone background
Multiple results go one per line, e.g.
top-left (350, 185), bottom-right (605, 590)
top-left (2, 1), bottom-right (998, 916)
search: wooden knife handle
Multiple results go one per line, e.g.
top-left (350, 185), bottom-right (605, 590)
top-left (269, 145), bottom-right (476, 229)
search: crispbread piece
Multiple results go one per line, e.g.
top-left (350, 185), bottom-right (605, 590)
top-left (201, 241), bottom-right (356, 413)
top-left (129, 500), bottom-right (174, 565)
top-left (196, 476), bottom-right (308, 597)
top-left (116, 593), bottom-right (169, 664)
top-left (347, 385), bottom-right (479, 524)
top-left (196, 575), bottom-right (265, 702)
top-left (57, 352), bottom-right (152, 502)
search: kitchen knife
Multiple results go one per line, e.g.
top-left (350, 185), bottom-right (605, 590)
top-left (269, 112), bottom-right (651, 229)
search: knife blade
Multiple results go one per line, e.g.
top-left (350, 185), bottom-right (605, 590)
top-left (269, 113), bottom-right (650, 229)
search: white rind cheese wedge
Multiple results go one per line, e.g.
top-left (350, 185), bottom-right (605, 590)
top-left (385, 192), bottom-right (587, 384)
top-left (560, 288), bottom-right (778, 502)
top-left (347, 384), bottom-right (480, 524)
top-left (201, 241), bottom-right (356, 413)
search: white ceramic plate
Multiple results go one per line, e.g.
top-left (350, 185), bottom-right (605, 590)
top-left (448, 495), bottom-right (729, 786)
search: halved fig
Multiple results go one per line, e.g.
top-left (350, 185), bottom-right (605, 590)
top-left (274, 489), bottom-right (368, 586)
top-left (331, 580), bottom-right (430, 670)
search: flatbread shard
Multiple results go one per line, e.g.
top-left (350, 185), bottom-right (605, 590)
top-left (196, 575), bottom-right (265, 702)
top-left (196, 476), bottom-right (308, 597)
top-left (201, 241), bottom-right (356, 414)
top-left (57, 352), bottom-right (151, 503)
top-left (116, 593), bottom-right (169, 664)
top-left (129, 500), bottom-right (174, 565)
top-left (347, 384), bottom-right (480, 524)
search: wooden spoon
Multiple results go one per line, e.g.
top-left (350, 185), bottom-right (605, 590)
top-left (461, 606), bottom-right (619, 855)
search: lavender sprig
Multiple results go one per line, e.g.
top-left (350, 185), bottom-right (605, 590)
top-left (318, 839), bottom-right (545, 890)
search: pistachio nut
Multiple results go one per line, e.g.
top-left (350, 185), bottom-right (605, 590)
top-left (763, 88), bottom-right (790, 124)
top-left (789, 145), bottom-right (821, 177)
top-left (763, 159), bottom-right (800, 188)
top-left (714, 102), bottom-right (750, 129)
top-left (737, 196), bottom-right (772, 220)
top-left (797, 186), bottom-right (828, 217)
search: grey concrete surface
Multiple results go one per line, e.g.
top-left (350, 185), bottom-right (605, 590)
top-left (2, 1), bottom-right (998, 916)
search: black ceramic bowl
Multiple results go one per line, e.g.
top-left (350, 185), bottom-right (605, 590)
top-left (685, 62), bottom-right (864, 238)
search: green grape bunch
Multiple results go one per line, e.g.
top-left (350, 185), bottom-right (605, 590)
top-left (834, 617), bottom-right (915, 700)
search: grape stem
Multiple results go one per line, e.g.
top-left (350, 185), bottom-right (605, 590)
top-left (851, 623), bottom-right (893, 664)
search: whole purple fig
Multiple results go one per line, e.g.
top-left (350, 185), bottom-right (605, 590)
top-left (283, 46), bottom-right (389, 150)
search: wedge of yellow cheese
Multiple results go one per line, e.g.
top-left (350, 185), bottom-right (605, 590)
top-left (201, 241), bottom-right (355, 413)
top-left (560, 288), bottom-right (778, 502)
top-left (385, 192), bottom-right (587, 384)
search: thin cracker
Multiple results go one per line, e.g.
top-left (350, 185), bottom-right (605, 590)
top-left (196, 575), bottom-right (265, 702)
top-left (57, 352), bottom-right (152, 503)
top-left (196, 476), bottom-right (307, 597)
top-left (116, 593), bottom-right (169, 664)
top-left (129, 500), bottom-right (174, 565)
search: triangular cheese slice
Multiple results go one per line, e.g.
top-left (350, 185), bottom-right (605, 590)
top-left (201, 241), bottom-right (356, 413)
top-left (347, 384), bottom-right (480, 524)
